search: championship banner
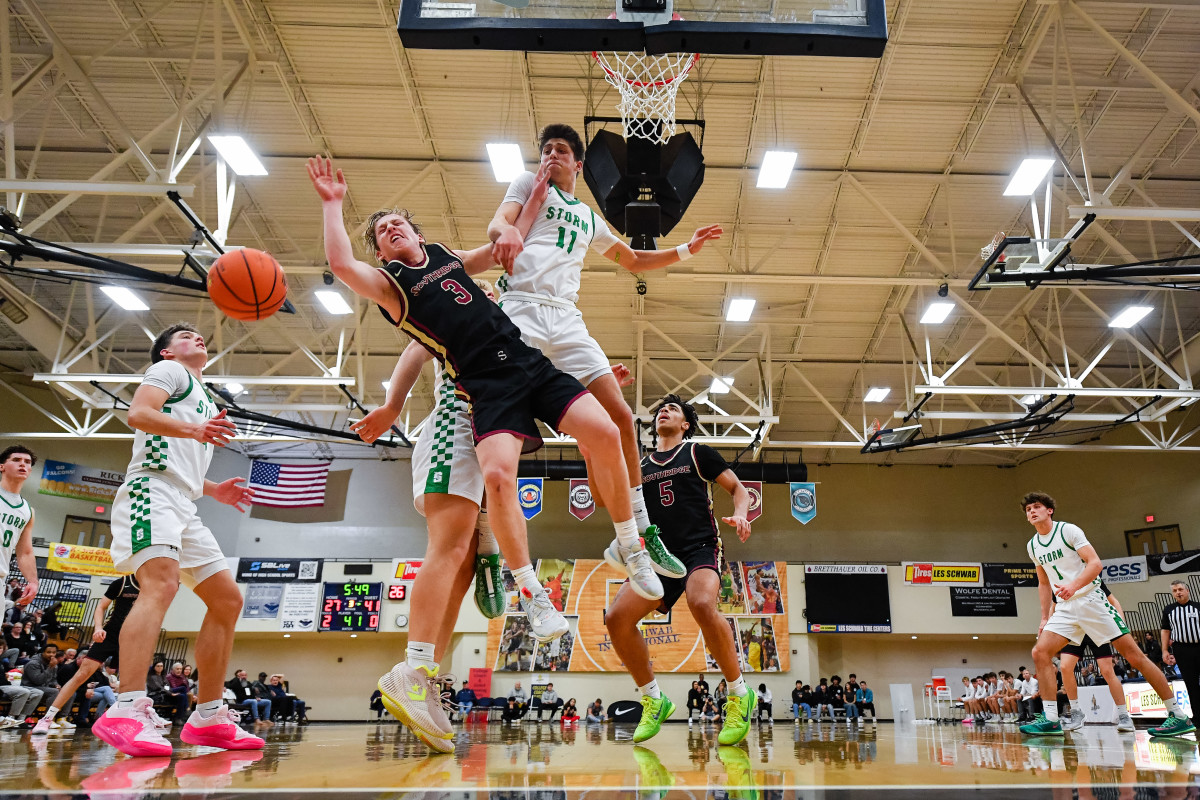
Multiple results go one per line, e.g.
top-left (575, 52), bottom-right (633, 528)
top-left (789, 482), bottom-right (816, 525)
top-left (982, 563), bottom-right (1038, 588)
top-left (47, 543), bottom-right (125, 577)
top-left (486, 557), bottom-right (789, 673)
top-left (1147, 549), bottom-right (1200, 576)
top-left (39, 459), bottom-right (125, 503)
top-left (903, 562), bottom-right (982, 587)
top-left (744, 481), bottom-right (763, 523)
top-left (950, 586), bottom-right (1017, 617)
top-left (1101, 555), bottom-right (1148, 584)
top-left (568, 479), bottom-right (595, 521)
top-left (517, 477), bottom-right (543, 520)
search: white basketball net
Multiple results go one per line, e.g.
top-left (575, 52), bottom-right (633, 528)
top-left (592, 51), bottom-right (699, 143)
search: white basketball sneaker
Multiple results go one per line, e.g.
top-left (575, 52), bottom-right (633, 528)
top-left (603, 539), bottom-right (664, 601)
top-left (519, 587), bottom-right (570, 642)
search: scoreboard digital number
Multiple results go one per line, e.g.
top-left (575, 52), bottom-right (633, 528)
top-left (319, 582), bottom-right (382, 632)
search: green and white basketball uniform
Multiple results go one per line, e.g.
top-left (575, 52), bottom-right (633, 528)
top-left (110, 361), bottom-right (227, 586)
top-left (1028, 520), bottom-right (1129, 646)
top-left (411, 370), bottom-right (484, 516)
top-left (499, 171), bottom-right (621, 386)
top-left (0, 488), bottom-right (32, 582)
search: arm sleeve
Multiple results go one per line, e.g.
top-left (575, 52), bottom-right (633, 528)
top-left (588, 211), bottom-right (621, 254)
top-left (692, 444), bottom-right (731, 483)
top-left (501, 171), bottom-right (536, 206)
top-left (1061, 523), bottom-right (1092, 551)
top-left (141, 360), bottom-right (192, 398)
top-left (104, 579), bottom-right (123, 601)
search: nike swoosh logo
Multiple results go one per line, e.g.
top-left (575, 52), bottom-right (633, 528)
top-left (1159, 554), bottom-right (1200, 572)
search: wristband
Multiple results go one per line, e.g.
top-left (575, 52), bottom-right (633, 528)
top-left (676, 243), bottom-right (693, 261)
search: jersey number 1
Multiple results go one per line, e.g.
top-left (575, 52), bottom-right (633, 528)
top-left (1050, 564), bottom-right (1064, 581)
top-left (555, 227), bottom-right (577, 254)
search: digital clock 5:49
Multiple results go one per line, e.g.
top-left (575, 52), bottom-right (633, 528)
top-left (319, 582), bottom-right (383, 632)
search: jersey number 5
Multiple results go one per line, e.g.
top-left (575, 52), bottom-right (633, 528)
top-left (658, 481), bottom-right (674, 507)
top-left (441, 279), bottom-right (472, 305)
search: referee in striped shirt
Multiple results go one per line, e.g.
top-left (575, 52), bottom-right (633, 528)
top-left (1160, 580), bottom-right (1200, 719)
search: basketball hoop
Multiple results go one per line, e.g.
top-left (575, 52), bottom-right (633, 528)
top-left (981, 231), bottom-right (1007, 263)
top-left (591, 49), bottom-right (698, 143)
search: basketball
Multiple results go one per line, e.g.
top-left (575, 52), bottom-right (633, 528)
top-left (207, 248), bottom-right (288, 321)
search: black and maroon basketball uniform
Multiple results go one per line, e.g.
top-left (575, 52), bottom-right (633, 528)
top-left (1060, 579), bottom-right (1117, 659)
top-left (641, 440), bottom-right (732, 611)
top-left (83, 574), bottom-right (140, 669)
top-left (376, 243), bottom-right (587, 452)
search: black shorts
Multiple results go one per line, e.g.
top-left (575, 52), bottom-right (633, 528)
top-left (1061, 635), bottom-right (1113, 659)
top-left (82, 629), bottom-right (120, 670)
top-left (657, 538), bottom-right (722, 613)
top-left (459, 355), bottom-right (588, 455)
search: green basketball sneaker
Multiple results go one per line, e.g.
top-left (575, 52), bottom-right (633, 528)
top-left (1019, 713), bottom-right (1064, 736)
top-left (633, 694), bottom-right (676, 743)
top-left (1150, 712), bottom-right (1196, 737)
top-left (632, 745), bottom-right (674, 796)
top-left (719, 687), bottom-right (757, 746)
top-left (642, 526), bottom-right (686, 578)
top-left (717, 745), bottom-right (758, 800)
top-left (473, 554), bottom-right (505, 619)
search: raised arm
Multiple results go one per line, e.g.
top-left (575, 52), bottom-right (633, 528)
top-left (602, 224), bottom-right (723, 273)
top-left (350, 340), bottom-right (434, 444)
top-left (453, 243), bottom-right (500, 276)
top-left (306, 157), bottom-right (400, 315)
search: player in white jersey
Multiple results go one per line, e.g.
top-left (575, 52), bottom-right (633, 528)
top-left (488, 124), bottom-right (722, 578)
top-left (0, 446), bottom-right (40, 611)
top-left (93, 323), bottom-right (263, 758)
top-left (1019, 491), bottom-right (1194, 738)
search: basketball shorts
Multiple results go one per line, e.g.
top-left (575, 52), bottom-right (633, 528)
top-left (111, 476), bottom-right (228, 589)
top-left (657, 537), bottom-right (723, 614)
top-left (411, 401), bottom-right (484, 516)
top-left (83, 628), bottom-right (122, 669)
top-left (1060, 634), bottom-right (1114, 659)
top-left (458, 355), bottom-right (588, 455)
top-left (1043, 588), bottom-right (1130, 647)
top-left (501, 297), bottom-right (613, 387)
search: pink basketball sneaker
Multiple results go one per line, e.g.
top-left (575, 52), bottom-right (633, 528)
top-left (181, 705), bottom-right (265, 750)
top-left (92, 697), bottom-right (173, 757)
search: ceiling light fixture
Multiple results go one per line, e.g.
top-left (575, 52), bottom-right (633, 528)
top-left (100, 286), bottom-right (149, 311)
top-left (1108, 305), bottom-right (1153, 329)
top-left (920, 302), bottom-right (954, 324)
top-left (486, 143), bottom-right (525, 182)
top-left (757, 151), bottom-right (797, 189)
top-left (206, 135), bottom-right (268, 176)
top-left (225, 382), bottom-right (245, 396)
top-left (1003, 157), bottom-right (1054, 196)
top-left (725, 298), bottom-right (756, 322)
top-left (315, 290), bottom-right (353, 315)
top-left (864, 387), bottom-right (890, 403)
top-left (709, 376), bottom-right (734, 394)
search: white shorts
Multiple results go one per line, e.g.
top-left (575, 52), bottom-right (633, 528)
top-left (501, 297), bottom-right (611, 387)
top-left (1043, 588), bottom-right (1130, 646)
top-left (111, 476), bottom-right (228, 589)
top-left (411, 403), bottom-right (484, 517)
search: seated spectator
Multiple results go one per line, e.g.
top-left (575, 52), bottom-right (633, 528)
top-left (183, 664), bottom-right (198, 708)
top-left (501, 697), bottom-right (522, 724)
top-left (166, 661), bottom-right (192, 712)
top-left (266, 674), bottom-right (306, 721)
top-left (21, 643), bottom-right (61, 725)
top-left (856, 680), bottom-right (876, 720)
top-left (714, 679), bottom-right (728, 721)
top-left (225, 668), bottom-right (272, 725)
top-left (4, 622), bottom-right (31, 667)
top-left (0, 660), bottom-right (39, 728)
top-left (537, 683), bottom-right (563, 722)
top-left (561, 698), bottom-right (579, 724)
top-left (586, 698), bottom-right (607, 723)
top-left (40, 602), bottom-right (64, 640)
top-left (757, 683), bottom-right (773, 723)
top-left (700, 696), bottom-right (719, 722)
top-left (55, 648), bottom-right (78, 687)
top-left (686, 680), bottom-right (704, 723)
top-left (1019, 668), bottom-right (1040, 722)
top-left (370, 689), bottom-right (385, 720)
top-left (86, 664), bottom-right (118, 722)
top-left (508, 681), bottom-right (529, 717)
top-left (455, 681), bottom-right (477, 721)
top-left (147, 660), bottom-right (188, 724)
top-left (23, 610), bottom-right (45, 649)
top-left (813, 679), bottom-right (834, 721)
top-left (1164, 652), bottom-right (1182, 680)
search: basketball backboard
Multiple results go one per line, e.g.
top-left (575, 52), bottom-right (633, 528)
top-left (397, 0), bottom-right (887, 57)
top-left (968, 215), bottom-right (1097, 291)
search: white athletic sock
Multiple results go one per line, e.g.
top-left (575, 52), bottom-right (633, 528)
top-left (1166, 696), bottom-right (1182, 715)
top-left (631, 486), bottom-right (652, 533)
top-left (198, 700), bottom-right (224, 719)
top-left (639, 679), bottom-right (661, 699)
top-left (510, 564), bottom-right (542, 598)
top-left (728, 676), bottom-right (748, 697)
top-left (1116, 704), bottom-right (1128, 716)
top-left (43, 705), bottom-right (60, 720)
top-left (117, 690), bottom-right (147, 708)
top-left (476, 510), bottom-right (499, 556)
top-left (406, 641), bottom-right (438, 674)
top-left (1043, 704), bottom-right (1059, 722)
top-left (1066, 700), bottom-right (1076, 714)
top-left (613, 517), bottom-right (639, 550)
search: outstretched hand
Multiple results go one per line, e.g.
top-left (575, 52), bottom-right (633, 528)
top-left (191, 409), bottom-right (237, 448)
top-left (306, 155), bottom-right (347, 203)
top-left (350, 406), bottom-right (402, 444)
top-left (722, 515), bottom-right (752, 542)
top-left (530, 161), bottom-right (551, 207)
top-left (210, 477), bottom-right (256, 512)
top-left (610, 363), bottom-right (634, 387)
top-left (684, 224), bottom-right (723, 256)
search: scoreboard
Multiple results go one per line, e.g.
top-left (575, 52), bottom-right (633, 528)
top-left (319, 582), bottom-right (382, 632)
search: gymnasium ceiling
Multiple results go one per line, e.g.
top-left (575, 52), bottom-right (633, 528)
top-left (1, 0), bottom-right (1199, 466)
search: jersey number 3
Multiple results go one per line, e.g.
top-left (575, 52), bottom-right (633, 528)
top-left (441, 279), bottom-right (472, 305)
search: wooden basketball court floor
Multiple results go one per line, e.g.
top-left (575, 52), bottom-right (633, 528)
top-left (1, 719), bottom-right (1198, 798)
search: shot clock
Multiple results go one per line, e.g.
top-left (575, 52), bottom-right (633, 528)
top-left (319, 582), bottom-right (383, 632)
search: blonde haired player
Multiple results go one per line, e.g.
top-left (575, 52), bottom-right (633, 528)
top-left (92, 323), bottom-right (262, 757)
top-left (488, 124), bottom-right (722, 583)
top-left (1019, 491), bottom-right (1193, 737)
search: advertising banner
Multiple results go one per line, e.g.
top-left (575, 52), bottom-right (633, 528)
top-left (1100, 555), bottom-right (1148, 584)
top-left (950, 586), bottom-right (1018, 617)
top-left (279, 583), bottom-right (320, 633)
top-left (46, 543), bottom-right (124, 577)
top-left (982, 563), bottom-right (1038, 588)
top-left (242, 584), bottom-right (284, 619)
top-left (39, 459), bottom-right (124, 503)
top-left (1148, 550), bottom-right (1200, 576)
top-left (903, 562), bottom-right (982, 587)
top-left (235, 558), bottom-right (323, 583)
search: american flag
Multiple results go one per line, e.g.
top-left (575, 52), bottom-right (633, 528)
top-left (248, 461), bottom-right (331, 508)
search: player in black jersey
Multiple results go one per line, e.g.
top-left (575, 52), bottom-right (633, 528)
top-left (604, 394), bottom-right (759, 746)
top-left (309, 156), bottom-right (662, 753)
top-left (32, 575), bottom-right (141, 734)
